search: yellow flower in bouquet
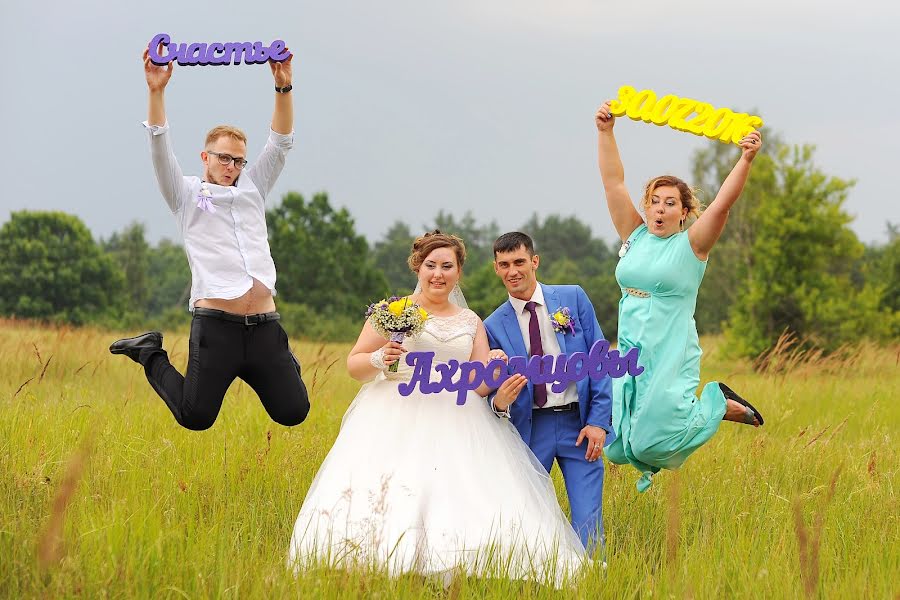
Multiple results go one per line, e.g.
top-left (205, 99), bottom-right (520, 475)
top-left (365, 296), bottom-right (430, 372)
top-left (388, 298), bottom-right (407, 316)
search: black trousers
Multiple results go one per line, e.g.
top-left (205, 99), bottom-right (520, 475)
top-left (141, 313), bottom-right (310, 430)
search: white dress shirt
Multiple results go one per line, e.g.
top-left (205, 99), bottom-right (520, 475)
top-left (507, 284), bottom-right (579, 409)
top-left (143, 121), bottom-right (293, 310)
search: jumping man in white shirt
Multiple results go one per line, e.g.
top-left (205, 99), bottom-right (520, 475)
top-left (109, 43), bottom-right (309, 430)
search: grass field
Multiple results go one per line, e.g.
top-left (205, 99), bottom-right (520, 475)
top-left (1, 320), bottom-right (897, 599)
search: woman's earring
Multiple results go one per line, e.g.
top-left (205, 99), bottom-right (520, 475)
top-left (679, 218), bottom-right (685, 232)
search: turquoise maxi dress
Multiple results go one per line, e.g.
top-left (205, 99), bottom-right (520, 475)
top-left (604, 223), bottom-right (727, 492)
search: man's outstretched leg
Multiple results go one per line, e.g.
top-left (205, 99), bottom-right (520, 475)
top-left (110, 315), bottom-right (237, 430)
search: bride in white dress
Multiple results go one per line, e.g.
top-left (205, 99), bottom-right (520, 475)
top-left (288, 231), bottom-right (585, 584)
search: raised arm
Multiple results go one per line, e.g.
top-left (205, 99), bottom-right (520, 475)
top-left (688, 130), bottom-right (762, 260)
top-left (269, 51), bottom-right (293, 134)
top-left (142, 45), bottom-right (188, 213)
top-left (245, 52), bottom-right (295, 198)
top-left (144, 45), bottom-right (172, 126)
top-left (596, 101), bottom-right (643, 242)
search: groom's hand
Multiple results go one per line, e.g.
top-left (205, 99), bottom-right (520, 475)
top-left (577, 426), bottom-right (606, 463)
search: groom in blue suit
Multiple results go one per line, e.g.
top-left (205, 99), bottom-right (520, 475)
top-left (484, 232), bottom-right (614, 552)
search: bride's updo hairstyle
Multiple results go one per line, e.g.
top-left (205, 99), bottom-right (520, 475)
top-left (407, 230), bottom-right (467, 272)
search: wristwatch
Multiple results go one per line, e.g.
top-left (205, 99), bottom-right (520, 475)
top-left (275, 84), bottom-right (293, 94)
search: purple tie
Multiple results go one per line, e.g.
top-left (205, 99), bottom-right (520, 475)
top-left (525, 301), bottom-right (547, 407)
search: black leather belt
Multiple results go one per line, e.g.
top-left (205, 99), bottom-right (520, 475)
top-left (193, 307), bottom-right (281, 325)
top-left (537, 402), bottom-right (579, 412)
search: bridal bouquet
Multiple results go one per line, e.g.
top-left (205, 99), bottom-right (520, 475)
top-left (365, 296), bottom-right (429, 372)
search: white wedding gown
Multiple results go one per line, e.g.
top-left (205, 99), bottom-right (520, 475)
top-left (288, 310), bottom-right (585, 584)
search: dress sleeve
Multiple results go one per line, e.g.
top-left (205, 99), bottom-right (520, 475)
top-left (245, 129), bottom-right (293, 200)
top-left (142, 121), bottom-right (190, 213)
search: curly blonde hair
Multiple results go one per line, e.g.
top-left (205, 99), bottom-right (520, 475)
top-left (407, 230), bottom-right (467, 272)
top-left (640, 175), bottom-right (704, 220)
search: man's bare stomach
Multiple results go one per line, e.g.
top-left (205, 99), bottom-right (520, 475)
top-left (194, 278), bottom-right (277, 315)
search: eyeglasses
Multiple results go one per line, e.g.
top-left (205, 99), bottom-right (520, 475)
top-left (207, 151), bottom-right (248, 169)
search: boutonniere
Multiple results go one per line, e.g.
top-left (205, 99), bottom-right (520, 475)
top-left (550, 307), bottom-right (575, 335)
top-left (197, 182), bottom-right (217, 213)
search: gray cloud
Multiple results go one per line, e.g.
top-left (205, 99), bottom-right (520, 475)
top-left (1, 0), bottom-right (895, 246)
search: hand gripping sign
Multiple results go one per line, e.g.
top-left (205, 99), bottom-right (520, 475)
top-left (147, 33), bottom-right (291, 67)
top-left (609, 85), bottom-right (763, 145)
top-left (397, 340), bottom-right (643, 405)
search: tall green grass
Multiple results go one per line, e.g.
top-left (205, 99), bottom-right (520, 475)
top-left (1, 320), bottom-right (897, 598)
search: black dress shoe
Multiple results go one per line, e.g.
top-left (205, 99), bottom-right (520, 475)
top-left (109, 331), bottom-right (163, 364)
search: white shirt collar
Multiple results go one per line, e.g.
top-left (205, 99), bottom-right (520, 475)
top-left (508, 283), bottom-right (545, 315)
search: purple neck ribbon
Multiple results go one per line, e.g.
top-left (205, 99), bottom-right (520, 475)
top-left (197, 183), bottom-right (216, 213)
top-left (196, 196), bottom-right (217, 213)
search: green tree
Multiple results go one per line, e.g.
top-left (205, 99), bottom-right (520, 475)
top-left (521, 214), bottom-right (621, 339)
top-left (856, 223), bottom-right (900, 340)
top-left (0, 211), bottom-right (124, 323)
top-left (428, 210), bottom-right (499, 268)
top-left (460, 260), bottom-right (508, 319)
top-left (103, 222), bottom-right (150, 309)
top-left (689, 132), bottom-right (785, 334)
top-left (521, 214), bottom-right (612, 267)
top-left (267, 192), bottom-right (389, 318)
top-left (371, 221), bottom-right (417, 295)
top-left (146, 239), bottom-right (191, 315)
top-left (879, 224), bottom-right (900, 317)
top-left (722, 144), bottom-right (893, 356)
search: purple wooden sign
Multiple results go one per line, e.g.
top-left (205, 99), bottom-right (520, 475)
top-left (397, 340), bottom-right (643, 405)
top-left (148, 33), bottom-right (291, 67)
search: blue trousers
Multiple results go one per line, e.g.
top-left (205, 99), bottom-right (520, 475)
top-left (529, 408), bottom-right (605, 552)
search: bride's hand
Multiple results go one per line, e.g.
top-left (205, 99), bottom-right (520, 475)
top-left (377, 341), bottom-right (406, 368)
top-left (493, 374), bottom-right (527, 411)
top-left (488, 349), bottom-right (508, 363)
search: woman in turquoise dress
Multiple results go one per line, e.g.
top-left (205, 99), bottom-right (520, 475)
top-left (593, 100), bottom-right (765, 492)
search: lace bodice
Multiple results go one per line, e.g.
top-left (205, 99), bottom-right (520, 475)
top-left (387, 309), bottom-right (479, 379)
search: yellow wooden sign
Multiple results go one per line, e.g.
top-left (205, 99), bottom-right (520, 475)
top-left (609, 85), bottom-right (763, 145)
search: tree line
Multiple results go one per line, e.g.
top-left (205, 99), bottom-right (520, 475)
top-left (1, 138), bottom-right (896, 360)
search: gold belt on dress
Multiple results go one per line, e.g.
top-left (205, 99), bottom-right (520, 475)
top-left (623, 287), bottom-right (650, 298)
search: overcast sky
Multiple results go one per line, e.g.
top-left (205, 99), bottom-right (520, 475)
top-left (2, 0), bottom-right (897, 247)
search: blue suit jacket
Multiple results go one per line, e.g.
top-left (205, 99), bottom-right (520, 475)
top-left (484, 283), bottom-right (616, 446)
